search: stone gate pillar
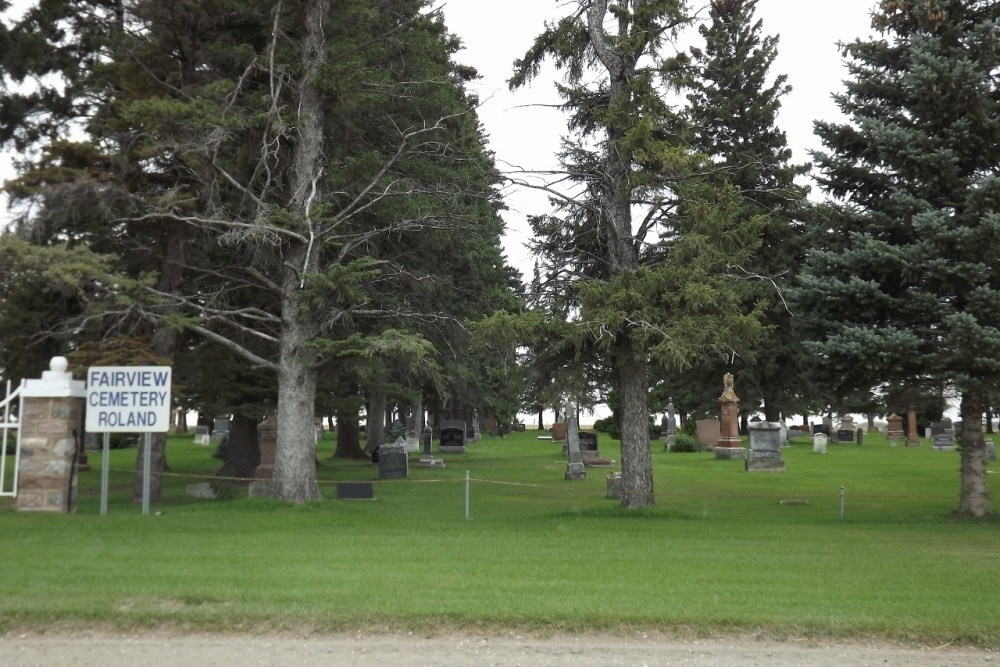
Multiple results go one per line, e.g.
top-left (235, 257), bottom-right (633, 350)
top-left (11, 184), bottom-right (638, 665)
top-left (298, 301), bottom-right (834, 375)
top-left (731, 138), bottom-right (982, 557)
top-left (17, 357), bottom-right (86, 513)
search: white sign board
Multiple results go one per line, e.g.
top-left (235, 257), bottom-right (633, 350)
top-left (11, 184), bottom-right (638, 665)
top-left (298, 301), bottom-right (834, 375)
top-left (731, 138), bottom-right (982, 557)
top-left (85, 366), bottom-right (172, 433)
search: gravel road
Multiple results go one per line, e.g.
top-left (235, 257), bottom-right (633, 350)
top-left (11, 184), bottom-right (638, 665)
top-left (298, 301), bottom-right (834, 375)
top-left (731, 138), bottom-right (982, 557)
top-left (1, 632), bottom-right (995, 666)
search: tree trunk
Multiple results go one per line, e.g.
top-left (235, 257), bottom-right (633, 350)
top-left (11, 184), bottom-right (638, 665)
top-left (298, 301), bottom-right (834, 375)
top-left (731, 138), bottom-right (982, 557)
top-left (366, 388), bottom-right (386, 453)
top-left (763, 400), bottom-right (780, 422)
top-left (266, 0), bottom-right (327, 504)
top-left (272, 323), bottom-right (321, 502)
top-left (615, 334), bottom-right (654, 508)
top-left (537, 408), bottom-right (544, 430)
top-left (335, 408), bottom-right (365, 459)
top-left (985, 395), bottom-right (994, 434)
top-left (957, 389), bottom-right (990, 517)
top-left (214, 412), bottom-right (260, 480)
top-left (133, 221), bottom-right (185, 502)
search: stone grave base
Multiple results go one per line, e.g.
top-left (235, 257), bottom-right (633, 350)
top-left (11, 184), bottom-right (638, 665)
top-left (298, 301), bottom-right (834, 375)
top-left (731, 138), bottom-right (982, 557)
top-left (746, 458), bottom-right (785, 472)
top-left (416, 457), bottom-right (445, 468)
top-left (714, 446), bottom-right (746, 460)
top-left (439, 446), bottom-right (467, 454)
top-left (606, 472), bottom-right (622, 499)
top-left (565, 462), bottom-right (587, 480)
top-left (932, 445), bottom-right (955, 451)
top-left (906, 440), bottom-right (921, 447)
top-left (186, 482), bottom-right (219, 499)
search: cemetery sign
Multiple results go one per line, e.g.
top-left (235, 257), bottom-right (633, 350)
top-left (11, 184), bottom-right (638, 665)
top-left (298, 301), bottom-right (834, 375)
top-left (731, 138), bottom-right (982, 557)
top-left (85, 366), bottom-right (172, 432)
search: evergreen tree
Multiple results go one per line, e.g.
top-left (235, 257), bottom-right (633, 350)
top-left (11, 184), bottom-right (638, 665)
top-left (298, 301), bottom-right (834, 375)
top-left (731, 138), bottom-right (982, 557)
top-left (793, 0), bottom-right (1000, 517)
top-left (679, 0), bottom-right (811, 423)
top-left (507, 0), bottom-right (766, 508)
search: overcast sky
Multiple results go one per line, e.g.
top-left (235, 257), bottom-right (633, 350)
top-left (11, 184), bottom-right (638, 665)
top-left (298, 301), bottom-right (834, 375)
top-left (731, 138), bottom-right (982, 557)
top-left (439, 0), bottom-right (879, 275)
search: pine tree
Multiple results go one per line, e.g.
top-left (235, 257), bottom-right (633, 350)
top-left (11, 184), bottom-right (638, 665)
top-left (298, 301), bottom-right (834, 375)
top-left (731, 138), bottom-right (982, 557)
top-left (794, 0), bottom-right (1000, 517)
top-left (680, 0), bottom-right (811, 423)
top-left (507, 0), bottom-right (766, 507)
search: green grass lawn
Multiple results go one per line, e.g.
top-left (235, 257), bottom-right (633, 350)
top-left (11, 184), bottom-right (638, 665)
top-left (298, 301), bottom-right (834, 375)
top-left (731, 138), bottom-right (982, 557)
top-left (1, 429), bottom-right (997, 645)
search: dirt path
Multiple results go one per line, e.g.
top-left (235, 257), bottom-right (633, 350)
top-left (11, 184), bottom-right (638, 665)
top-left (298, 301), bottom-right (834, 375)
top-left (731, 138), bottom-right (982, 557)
top-left (0, 632), bottom-right (995, 666)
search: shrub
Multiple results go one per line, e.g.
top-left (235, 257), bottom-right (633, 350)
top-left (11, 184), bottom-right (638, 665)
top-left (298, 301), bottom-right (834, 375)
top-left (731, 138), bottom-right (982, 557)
top-left (669, 431), bottom-right (702, 452)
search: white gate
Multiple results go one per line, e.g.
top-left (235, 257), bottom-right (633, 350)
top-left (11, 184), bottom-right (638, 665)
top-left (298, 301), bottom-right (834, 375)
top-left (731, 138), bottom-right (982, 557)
top-left (0, 379), bottom-right (24, 497)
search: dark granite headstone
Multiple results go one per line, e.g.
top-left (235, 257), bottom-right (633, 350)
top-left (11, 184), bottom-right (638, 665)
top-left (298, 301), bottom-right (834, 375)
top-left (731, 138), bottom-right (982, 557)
top-left (836, 429), bottom-right (854, 443)
top-left (439, 419), bottom-right (467, 452)
top-left (378, 439), bottom-right (409, 479)
top-left (578, 432), bottom-right (598, 452)
top-left (336, 482), bottom-right (374, 500)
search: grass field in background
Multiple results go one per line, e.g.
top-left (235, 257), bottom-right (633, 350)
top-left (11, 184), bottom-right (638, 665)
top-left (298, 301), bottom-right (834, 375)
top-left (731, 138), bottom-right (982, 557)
top-left (0, 429), bottom-right (997, 645)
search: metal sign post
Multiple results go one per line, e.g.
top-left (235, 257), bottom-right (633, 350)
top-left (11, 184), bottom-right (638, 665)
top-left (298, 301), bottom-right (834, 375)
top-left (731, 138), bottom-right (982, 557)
top-left (86, 366), bottom-right (171, 516)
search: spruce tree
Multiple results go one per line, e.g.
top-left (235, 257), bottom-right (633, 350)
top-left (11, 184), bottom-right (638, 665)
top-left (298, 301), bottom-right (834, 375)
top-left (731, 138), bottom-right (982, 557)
top-left (507, 0), bottom-right (766, 507)
top-left (794, 0), bottom-right (1000, 517)
top-left (680, 0), bottom-right (811, 423)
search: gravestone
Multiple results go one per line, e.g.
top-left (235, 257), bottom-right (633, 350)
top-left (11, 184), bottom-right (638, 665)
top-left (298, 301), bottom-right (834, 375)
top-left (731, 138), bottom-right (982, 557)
top-left (378, 437), bottom-right (409, 479)
top-left (787, 427), bottom-right (804, 439)
top-left (253, 415), bottom-right (277, 480)
top-left (439, 419), bottom-right (467, 453)
top-left (417, 425), bottom-right (444, 468)
top-left (211, 414), bottom-right (230, 444)
top-left (856, 429), bottom-right (864, 447)
top-left (577, 431), bottom-right (600, 459)
top-left (835, 415), bottom-right (855, 443)
top-left (906, 409), bottom-right (920, 446)
top-left (336, 482), bottom-right (374, 500)
top-left (696, 419), bottom-right (721, 449)
top-left (887, 413), bottom-right (904, 446)
top-left (715, 373), bottom-right (744, 459)
top-left (606, 472), bottom-right (622, 499)
top-left (811, 423), bottom-right (831, 436)
top-left (778, 421), bottom-right (788, 447)
top-left (551, 421), bottom-right (567, 442)
top-left (746, 421), bottom-right (784, 471)
top-left (515, 423), bottom-right (526, 432)
top-left (931, 418), bottom-right (955, 451)
top-left (564, 399), bottom-right (586, 480)
top-left (470, 410), bottom-right (482, 443)
top-left (986, 440), bottom-right (997, 462)
top-left (193, 425), bottom-right (210, 446)
top-left (663, 400), bottom-right (677, 451)
top-left (812, 432), bottom-right (828, 454)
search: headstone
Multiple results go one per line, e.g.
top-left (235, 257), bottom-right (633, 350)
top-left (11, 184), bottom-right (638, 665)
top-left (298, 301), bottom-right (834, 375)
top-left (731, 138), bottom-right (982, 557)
top-left (930, 418), bottom-right (955, 450)
top-left (811, 423), bottom-right (831, 436)
top-left (606, 472), bottom-right (622, 499)
top-left (986, 441), bottom-right (997, 462)
top-left (193, 425), bottom-right (210, 446)
top-left (856, 429), bottom-right (864, 447)
top-left (211, 414), bottom-right (230, 444)
top-left (515, 423), bottom-right (526, 432)
top-left (837, 415), bottom-right (855, 443)
top-left (746, 421), bottom-right (784, 471)
top-left (887, 413), bottom-right (904, 446)
top-left (715, 373), bottom-right (745, 460)
top-left (696, 419), bottom-right (721, 448)
top-left (906, 408), bottom-right (920, 446)
top-left (778, 421), bottom-right (788, 447)
top-left (663, 401), bottom-right (677, 450)
top-left (577, 431), bottom-right (599, 455)
top-left (336, 482), bottom-right (374, 500)
top-left (471, 410), bottom-right (482, 443)
top-left (812, 432), bottom-right (828, 454)
top-left (925, 427), bottom-right (932, 439)
top-left (417, 425), bottom-right (444, 468)
top-left (787, 427), bottom-right (804, 439)
top-left (564, 399), bottom-right (586, 480)
top-left (253, 415), bottom-right (277, 479)
top-left (439, 419), bottom-right (467, 453)
top-left (551, 421), bottom-right (567, 442)
top-left (378, 437), bottom-right (409, 479)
